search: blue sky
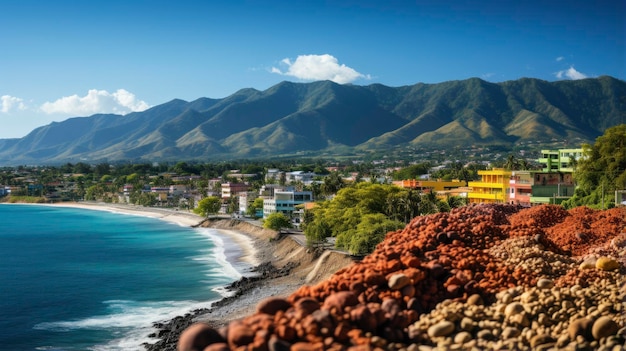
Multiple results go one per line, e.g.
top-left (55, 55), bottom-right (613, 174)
top-left (1, 0), bottom-right (624, 138)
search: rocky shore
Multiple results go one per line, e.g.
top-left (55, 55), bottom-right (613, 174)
top-left (144, 218), bottom-right (355, 351)
top-left (176, 204), bottom-right (626, 351)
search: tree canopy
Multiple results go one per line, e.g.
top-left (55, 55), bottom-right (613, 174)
top-left (263, 212), bottom-right (292, 231)
top-left (303, 182), bottom-right (458, 255)
top-left (563, 124), bottom-right (626, 209)
top-left (193, 196), bottom-right (222, 217)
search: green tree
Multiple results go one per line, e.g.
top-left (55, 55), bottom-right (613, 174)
top-left (563, 124), bottom-right (626, 209)
top-left (263, 212), bottom-right (292, 231)
top-left (194, 196), bottom-right (222, 217)
top-left (246, 197), bottom-right (264, 218)
top-left (136, 192), bottom-right (157, 207)
top-left (335, 213), bottom-right (404, 255)
top-left (305, 219), bottom-right (331, 247)
top-left (321, 172), bottom-right (345, 196)
top-left (391, 162), bottom-right (431, 180)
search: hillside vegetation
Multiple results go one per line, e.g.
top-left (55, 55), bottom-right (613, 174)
top-left (0, 76), bottom-right (623, 164)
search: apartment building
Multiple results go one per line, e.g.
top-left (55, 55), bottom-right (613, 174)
top-left (467, 169), bottom-right (512, 204)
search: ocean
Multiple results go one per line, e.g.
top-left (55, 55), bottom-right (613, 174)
top-left (0, 204), bottom-right (249, 350)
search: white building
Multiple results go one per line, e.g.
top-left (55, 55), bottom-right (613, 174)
top-left (263, 190), bottom-right (313, 223)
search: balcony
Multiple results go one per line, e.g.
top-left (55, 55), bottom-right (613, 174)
top-left (468, 192), bottom-right (501, 200)
top-left (468, 181), bottom-right (507, 189)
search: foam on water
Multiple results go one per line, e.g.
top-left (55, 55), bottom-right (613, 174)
top-left (34, 299), bottom-right (217, 350)
top-left (0, 204), bottom-right (252, 351)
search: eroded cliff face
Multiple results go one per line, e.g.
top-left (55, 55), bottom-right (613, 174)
top-left (181, 205), bottom-right (626, 351)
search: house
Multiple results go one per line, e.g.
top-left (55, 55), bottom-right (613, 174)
top-left (263, 190), bottom-right (314, 227)
top-left (285, 171), bottom-right (316, 184)
top-left (538, 148), bottom-right (584, 172)
top-left (529, 172), bottom-right (576, 205)
top-left (509, 171), bottom-right (576, 206)
top-left (508, 171), bottom-right (533, 206)
top-left (265, 169), bottom-right (283, 183)
top-left (221, 182), bottom-right (250, 199)
top-left (151, 187), bottom-right (170, 203)
top-left (468, 169), bottom-right (512, 204)
top-left (238, 191), bottom-right (258, 216)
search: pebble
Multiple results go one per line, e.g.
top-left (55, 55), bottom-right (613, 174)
top-left (530, 334), bottom-right (555, 348)
top-left (595, 256), bottom-right (619, 271)
top-left (174, 205), bottom-right (626, 351)
top-left (427, 321), bottom-right (456, 338)
top-left (579, 257), bottom-right (597, 270)
top-left (504, 302), bottom-right (525, 317)
top-left (501, 327), bottom-right (520, 339)
top-left (466, 294), bottom-right (484, 306)
top-left (536, 278), bottom-right (554, 289)
top-left (591, 316), bottom-right (619, 340)
top-left (388, 273), bottom-right (411, 290)
top-left (453, 331), bottom-right (472, 344)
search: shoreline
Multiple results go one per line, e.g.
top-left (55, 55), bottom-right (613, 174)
top-left (5, 201), bottom-right (354, 350)
top-left (42, 201), bottom-right (263, 267)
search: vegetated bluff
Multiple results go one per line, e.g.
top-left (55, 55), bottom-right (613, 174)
top-left (0, 76), bottom-right (624, 164)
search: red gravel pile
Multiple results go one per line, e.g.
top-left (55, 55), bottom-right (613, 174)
top-left (178, 204), bottom-right (626, 351)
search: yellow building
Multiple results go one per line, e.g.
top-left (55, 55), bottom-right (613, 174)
top-left (467, 168), bottom-right (512, 204)
top-left (393, 179), bottom-right (466, 192)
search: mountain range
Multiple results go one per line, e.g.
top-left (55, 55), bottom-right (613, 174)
top-left (0, 76), bottom-right (624, 165)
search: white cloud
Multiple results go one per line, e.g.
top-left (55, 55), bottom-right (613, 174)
top-left (40, 89), bottom-right (150, 115)
top-left (555, 66), bottom-right (588, 80)
top-left (271, 54), bottom-right (370, 84)
top-left (556, 56), bottom-right (564, 62)
top-left (1, 95), bottom-right (27, 113)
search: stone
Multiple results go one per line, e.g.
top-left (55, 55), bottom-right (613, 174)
top-left (579, 257), bottom-right (596, 270)
top-left (530, 334), bottom-right (555, 348)
top-left (466, 294), bottom-right (484, 306)
top-left (178, 323), bottom-right (224, 351)
top-left (460, 317), bottom-right (474, 331)
top-left (204, 343), bottom-right (230, 351)
top-left (501, 327), bottom-right (521, 339)
top-left (256, 297), bottom-right (291, 315)
top-left (321, 291), bottom-right (358, 311)
top-left (453, 331), bottom-right (472, 344)
top-left (427, 321), bottom-right (456, 338)
top-left (294, 298), bottom-right (321, 317)
top-left (595, 257), bottom-right (619, 271)
top-left (537, 278), bottom-right (554, 289)
top-left (227, 321), bottom-right (255, 349)
top-left (388, 273), bottom-right (411, 290)
top-left (476, 329), bottom-right (494, 341)
top-left (268, 335), bottom-right (292, 351)
top-left (591, 316), bottom-right (619, 340)
top-left (504, 302), bottom-right (525, 317)
top-left (568, 317), bottom-right (594, 341)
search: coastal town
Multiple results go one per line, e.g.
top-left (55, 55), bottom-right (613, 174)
top-left (0, 147), bottom-right (623, 224)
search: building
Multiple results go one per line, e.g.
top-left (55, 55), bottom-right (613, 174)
top-left (508, 171), bottom-right (533, 206)
top-left (263, 190), bottom-right (313, 226)
top-left (529, 172), bottom-right (576, 205)
top-left (468, 169), bottom-right (512, 204)
top-left (509, 170), bottom-right (577, 206)
top-left (221, 182), bottom-right (250, 199)
top-left (265, 169), bottom-right (283, 183)
top-left (238, 191), bottom-right (258, 216)
top-left (393, 179), bottom-right (466, 192)
top-left (285, 171), bottom-right (317, 184)
top-left (538, 148), bottom-right (584, 172)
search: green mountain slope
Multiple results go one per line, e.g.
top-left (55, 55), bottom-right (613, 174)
top-left (0, 77), bottom-right (623, 164)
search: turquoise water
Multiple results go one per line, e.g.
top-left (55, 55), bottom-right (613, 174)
top-left (0, 204), bottom-right (246, 350)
